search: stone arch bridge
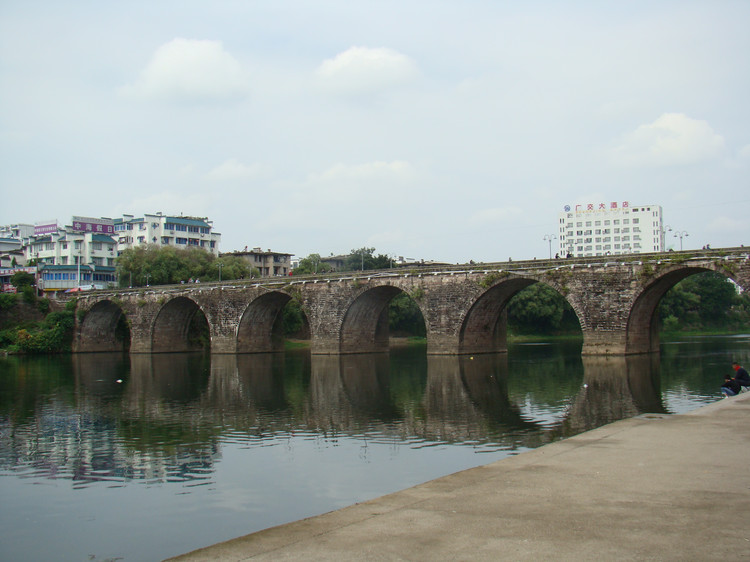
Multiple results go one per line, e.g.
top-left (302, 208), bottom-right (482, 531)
top-left (72, 248), bottom-right (750, 356)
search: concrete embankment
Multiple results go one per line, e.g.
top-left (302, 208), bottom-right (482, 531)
top-left (169, 392), bottom-right (750, 561)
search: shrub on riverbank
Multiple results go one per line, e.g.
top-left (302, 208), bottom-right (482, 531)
top-left (0, 296), bottom-right (75, 354)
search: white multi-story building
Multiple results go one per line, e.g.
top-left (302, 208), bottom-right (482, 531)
top-left (24, 218), bottom-right (119, 292)
top-left (25, 218), bottom-right (118, 268)
top-left (558, 202), bottom-right (664, 258)
top-left (113, 213), bottom-right (221, 256)
top-left (0, 223), bottom-right (35, 242)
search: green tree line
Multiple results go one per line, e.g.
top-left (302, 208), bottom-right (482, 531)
top-left (116, 245), bottom-right (258, 287)
top-left (293, 247), bottom-right (393, 275)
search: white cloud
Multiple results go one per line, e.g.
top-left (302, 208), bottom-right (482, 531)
top-left (610, 113), bottom-right (725, 167)
top-left (316, 47), bottom-right (418, 95)
top-left (735, 144), bottom-right (750, 166)
top-left (706, 215), bottom-right (745, 233)
top-left (309, 160), bottom-right (416, 185)
top-left (120, 38), bottom-right (250, 102)
top-left (119, 191), bottom-right (213, 218)
top-left (257, 160), bottom-right (419, 231)
top-left (469, 207), bottom-right (522, 225)
top-left (205, 159), bottom-right (263, 182)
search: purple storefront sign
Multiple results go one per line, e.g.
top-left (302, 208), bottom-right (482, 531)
top-left (34, 223), bottom-right (58, 235)
top-left (71, 216), bottom-right (114, 235)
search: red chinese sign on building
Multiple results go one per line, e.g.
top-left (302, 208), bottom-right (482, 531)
top-left (570, 202), bottom-right (630, 212)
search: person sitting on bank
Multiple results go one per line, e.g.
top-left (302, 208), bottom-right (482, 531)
top-left (732, 361), bottom-right (750, 387)
top-left (721, 375), bottom-right (741, 397)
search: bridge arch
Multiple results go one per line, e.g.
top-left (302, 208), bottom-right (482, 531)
top-left (459, 276), bottom-right (536, 354)
top-left (339, 285), bottom-right (426, 354)
top-left (626, 264), bottom-right (720, 354)
top-left (77, 299), bottom-right (131, 352)
top-left (152, 296), bottom-right (210, 353)
top-left (458, 275), bottom-right (585, 355)
top-left (237, 291), bottom-right (298, 353)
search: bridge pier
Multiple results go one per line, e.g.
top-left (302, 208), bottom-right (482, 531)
top-left (211, 334), bottom-right (239, 354)
top-left (580, 330), bottom-right (628, 356)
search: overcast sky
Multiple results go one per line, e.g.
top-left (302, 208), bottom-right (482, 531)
top-left (1, 1), bottom-right (748, 263)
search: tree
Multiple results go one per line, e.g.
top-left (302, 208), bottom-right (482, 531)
top-left (116, 245), bottom-right (251, 287)
top-left (507, 283), bottom-right (579, 335)
top-left (658, 271), bottom-right (744, 330)
top-left (10, 271), bottom-right (35, 289)
top-left (208, 255), bottom-right (254, 281)
top-left (343, 247), bottom-right (392, 271)
top-left (293, 254), bottom-right (332, 275)
top-left (388, 293), bottom-right (426, 336)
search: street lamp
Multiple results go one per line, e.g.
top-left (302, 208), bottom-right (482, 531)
top-left (662, 225), bottom-right (672, 251)
top-left (145, 273), bottom-right (150, 287)
top-left (543, 234), bottom-right (557, 259)
top-left (218, 262), bottom-right (223, 282)
top-left (673, 230), bottom-right (689, 251)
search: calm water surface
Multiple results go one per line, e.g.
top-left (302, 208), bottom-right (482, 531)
top-left (1, 335), bottom-right (748, 561)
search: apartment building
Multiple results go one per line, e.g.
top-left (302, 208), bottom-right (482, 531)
top-left (113, 213), bottom-right (221, 256)
top-left (227, 247), bottom-right (293, 277)
top-left (558, 202), bottom-right (664, 258)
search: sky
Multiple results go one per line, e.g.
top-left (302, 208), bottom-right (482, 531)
top-left (1, 1), bottom-right (748, 264)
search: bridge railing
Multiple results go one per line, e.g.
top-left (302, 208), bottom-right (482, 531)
top-left (60, 246), bottom-right (749, 298)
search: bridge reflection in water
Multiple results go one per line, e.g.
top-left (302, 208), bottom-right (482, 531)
top-left (5, 340), bottom-right (727, 561)
top-left (68, 348), bottom-right (665, 464)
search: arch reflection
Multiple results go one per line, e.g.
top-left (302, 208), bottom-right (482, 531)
top-left (562, 354), bottom-right (665, 434)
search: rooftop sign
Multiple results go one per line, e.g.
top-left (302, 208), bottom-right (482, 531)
top-left (564, 202), bottom-right (630, 213)
top-left (71, 216), bottom-right (115, 235)
top-left (34, 221), bottom-right (58, 235)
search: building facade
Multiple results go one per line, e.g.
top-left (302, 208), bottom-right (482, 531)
top-left (558, 202), bottom-right (664, 258)
top-left (227, 248), bottom-right (293, 277)
top-left (0, 223), bottom-right (35, 242)
top-left (113, 213), bottom-right (221, 256)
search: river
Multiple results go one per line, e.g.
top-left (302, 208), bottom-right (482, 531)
top-left (1, 335), bottom-right (748, 561)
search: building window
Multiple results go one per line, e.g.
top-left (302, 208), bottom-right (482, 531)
top-left (176, 238), bottom-right (187, 245)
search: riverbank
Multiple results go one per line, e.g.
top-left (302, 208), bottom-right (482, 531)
top-left (169, 391), bottom-right (750, 561)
